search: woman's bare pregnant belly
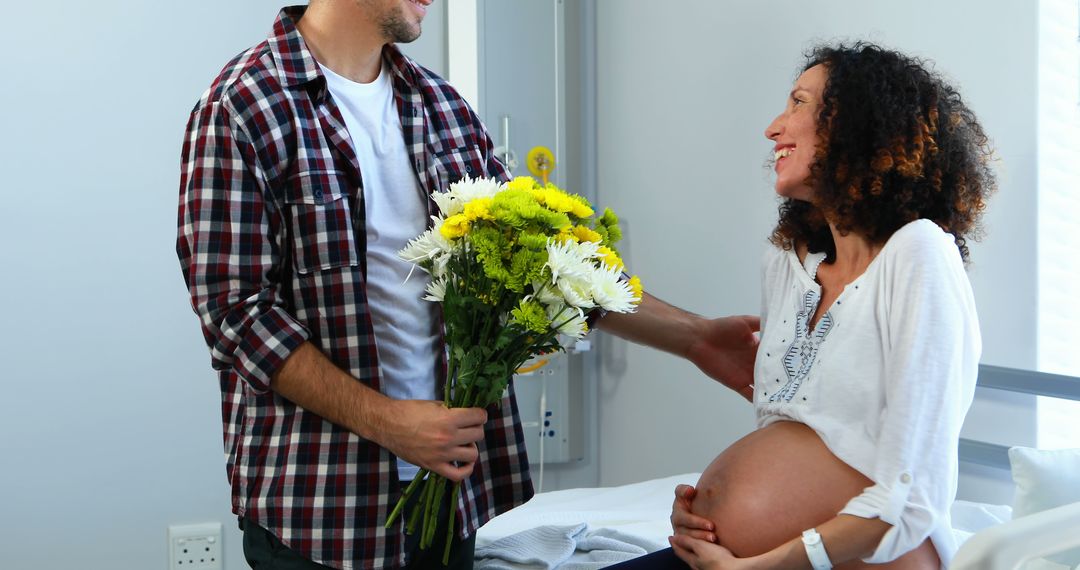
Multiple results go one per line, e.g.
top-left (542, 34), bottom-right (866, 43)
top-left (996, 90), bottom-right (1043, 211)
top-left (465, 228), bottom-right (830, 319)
top-left (690, 421), bottom-right (939, 568)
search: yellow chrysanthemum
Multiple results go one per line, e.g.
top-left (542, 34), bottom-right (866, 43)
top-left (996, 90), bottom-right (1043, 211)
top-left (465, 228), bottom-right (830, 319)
top-left (527, 187), bottom-right (547, 205)
top-left (542, 189), bottom-right (576, 214)
top-left (507, 176), bottom-right (537, 193)
top-left (597, 246), bottom-right (624, 271)
top-left (439, 214), bottom-right (470, 239)
top-left (628, 275), bottom-right (643, 304)
top-left (572, 225), bottom-right (602, 244)
top-left (555, 227), bottom-right (576, 244)
top-left (463, 197), bottom-right (494, 221)
top-left (569, 196), bottom-right (594, 218)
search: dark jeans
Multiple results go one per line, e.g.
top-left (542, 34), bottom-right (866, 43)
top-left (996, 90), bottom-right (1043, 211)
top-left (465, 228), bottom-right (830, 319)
top-left (240, 482), bottom-right (475, 569)
top-left (603, 547), bottom-right (689, 569)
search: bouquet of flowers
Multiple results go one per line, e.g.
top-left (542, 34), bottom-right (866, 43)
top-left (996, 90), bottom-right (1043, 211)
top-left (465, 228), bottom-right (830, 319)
top-left (387, 175), bottom-right (642, 563)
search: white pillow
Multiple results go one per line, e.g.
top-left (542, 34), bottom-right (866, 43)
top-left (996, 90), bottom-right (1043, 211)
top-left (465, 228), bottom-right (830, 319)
top-left (1009, 446), bottom-right (1080, 567)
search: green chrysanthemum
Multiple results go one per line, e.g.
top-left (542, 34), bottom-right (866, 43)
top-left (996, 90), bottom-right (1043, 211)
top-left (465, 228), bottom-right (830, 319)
top-left (491, 189), bottom-right (571, 231)
top-left (510, 299), bottom-right (550, 334)
top-left (506, 249), bottom-right (548, 292)
top-left (593, 207), bottom-right (623, 251)
top-left (517, 230), bottom-right (549, 251)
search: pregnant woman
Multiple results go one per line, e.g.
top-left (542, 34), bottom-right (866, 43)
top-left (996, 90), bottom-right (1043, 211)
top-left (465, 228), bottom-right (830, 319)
top-left (613, 42), bottom-right (995, 569)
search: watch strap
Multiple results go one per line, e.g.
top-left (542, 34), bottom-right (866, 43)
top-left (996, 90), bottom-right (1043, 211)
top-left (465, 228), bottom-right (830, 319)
top-left (802, 528), bottom-right (833, 570)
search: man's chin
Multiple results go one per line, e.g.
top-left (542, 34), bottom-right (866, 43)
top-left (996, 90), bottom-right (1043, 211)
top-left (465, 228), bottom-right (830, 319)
top-left (381, 12), bottom-right (422, 44)
top-left (395, 28), bottom-right (421, 43)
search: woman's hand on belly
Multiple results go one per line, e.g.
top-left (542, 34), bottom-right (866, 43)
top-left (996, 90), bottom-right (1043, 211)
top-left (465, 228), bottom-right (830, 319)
top-left (670, 533), bottom-right (745, 569)
top-left (671, 484), bottom-right (718, 543)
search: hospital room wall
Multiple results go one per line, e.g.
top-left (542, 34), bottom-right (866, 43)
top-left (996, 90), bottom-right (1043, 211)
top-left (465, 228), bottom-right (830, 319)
top-left (592, 0), bottom-right (1038, 505)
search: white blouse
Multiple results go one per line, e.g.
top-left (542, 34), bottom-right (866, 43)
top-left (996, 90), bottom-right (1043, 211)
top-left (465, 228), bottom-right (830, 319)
top-left (754, 219), bottom-right (981, 565)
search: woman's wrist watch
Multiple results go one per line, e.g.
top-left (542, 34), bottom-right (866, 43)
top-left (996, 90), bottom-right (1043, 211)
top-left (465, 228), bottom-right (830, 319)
top-left (801, 528), bottom-right (833, 570)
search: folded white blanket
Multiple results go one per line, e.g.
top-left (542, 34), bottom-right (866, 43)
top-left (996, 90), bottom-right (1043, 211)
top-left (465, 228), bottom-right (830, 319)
top-left (474, 523), bottom-right (652, 570)
top-left (476, 473), bottom-right (698, 551)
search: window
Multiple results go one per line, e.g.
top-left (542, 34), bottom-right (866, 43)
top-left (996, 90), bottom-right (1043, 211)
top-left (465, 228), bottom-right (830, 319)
top-left (1036, 0), bottom-right (1080, 450)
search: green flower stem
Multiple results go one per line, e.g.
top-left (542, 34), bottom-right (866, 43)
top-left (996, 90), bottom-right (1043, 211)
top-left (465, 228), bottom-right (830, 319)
top-left (463, 250), bottom-right (477, 342)
top-left (385, 299), bottom-right (578, 557)
top-left (421, 478), bottom-right (435, 547)
top-left (444, 348), bottom-right (456, 406)
top-left (385, 468), bottom-right (428, 528)
top-left (442, 482), bottom-right (461, 565)
top-left (422, 475), bottom-right (440, 545)
top-left (419, 479), bottom-right (440, 550)
top-left (479, 313), bottom-right (496, 352)
top-left (455, 386), bottom-right (469, 409)
top-left (487, 317), bottom-right (565, 378)
top-left (407, 473), bottom-right (432, 534)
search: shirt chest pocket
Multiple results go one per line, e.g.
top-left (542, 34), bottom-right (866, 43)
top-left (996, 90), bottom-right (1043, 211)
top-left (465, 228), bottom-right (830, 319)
top-left (433, 145), bottom-right (486, 190)
top-left (282, 170), bottom-right (360, 275)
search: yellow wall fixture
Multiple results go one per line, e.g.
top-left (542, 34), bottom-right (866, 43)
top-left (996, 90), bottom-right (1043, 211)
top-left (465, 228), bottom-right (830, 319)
top-left (515, 358), bottom-right (550, 375)
top-left (526, 146), bottom-right (556, 185)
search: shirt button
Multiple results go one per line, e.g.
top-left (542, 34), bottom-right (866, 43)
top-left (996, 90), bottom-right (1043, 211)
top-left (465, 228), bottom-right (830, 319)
top-left (313, 190), bottom-right (323, 201)
top-left (900, 473), bottom-right (912, 484)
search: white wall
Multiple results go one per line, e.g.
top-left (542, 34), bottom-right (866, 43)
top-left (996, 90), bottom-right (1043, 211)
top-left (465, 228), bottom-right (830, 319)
top-left (594, 0), bottom-right (1038, 504)
top-left (0, 2), bottom-right (445, 569)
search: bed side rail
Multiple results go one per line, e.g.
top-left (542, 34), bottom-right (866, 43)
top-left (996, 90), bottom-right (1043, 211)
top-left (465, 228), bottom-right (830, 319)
top-left (958, 365), bottom-right (1080, 470)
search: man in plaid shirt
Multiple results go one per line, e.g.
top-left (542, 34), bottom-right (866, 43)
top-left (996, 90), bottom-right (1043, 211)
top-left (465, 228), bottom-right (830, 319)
top-left (177, 2), bottom-right (758, 568)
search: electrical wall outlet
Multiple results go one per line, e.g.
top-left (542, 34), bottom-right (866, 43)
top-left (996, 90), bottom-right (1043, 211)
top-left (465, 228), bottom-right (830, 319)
top-left (167, 522), bottom-right (223, 570)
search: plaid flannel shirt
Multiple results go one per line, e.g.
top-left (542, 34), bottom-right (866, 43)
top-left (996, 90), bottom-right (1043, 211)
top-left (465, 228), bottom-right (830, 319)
top-left (176, 8), bottom-right (533, 569)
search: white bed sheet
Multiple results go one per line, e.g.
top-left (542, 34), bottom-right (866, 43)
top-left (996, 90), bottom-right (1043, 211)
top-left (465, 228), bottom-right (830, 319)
top-left (475, 473), bottom-right (1017, 567)
top-left (477, 473), bottom-right (699, 552)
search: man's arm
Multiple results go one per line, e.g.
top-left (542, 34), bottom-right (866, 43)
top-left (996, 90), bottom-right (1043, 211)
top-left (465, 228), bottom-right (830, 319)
top-left (596, 292), bottom-right (760, 400)
top-left (271, 343), bottom-right (487, 482)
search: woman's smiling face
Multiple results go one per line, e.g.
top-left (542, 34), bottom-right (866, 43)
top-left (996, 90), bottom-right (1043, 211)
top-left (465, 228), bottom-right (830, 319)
top-left (765, 64), bottom-right (828, 202)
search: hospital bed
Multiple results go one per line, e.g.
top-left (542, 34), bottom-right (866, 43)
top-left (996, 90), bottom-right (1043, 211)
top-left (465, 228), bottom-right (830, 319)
top-left (475, 365), bottom-right (1080, 569)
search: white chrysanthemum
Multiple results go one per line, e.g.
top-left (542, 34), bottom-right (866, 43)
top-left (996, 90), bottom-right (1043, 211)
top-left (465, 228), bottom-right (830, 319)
top-left (531, 282), bottom-right (564, 306)
top-left (431, 192), bottom-right (456, 217)
top-left (546, 303), bottom-right (588, 339)
top-left (435, 177), bottom-right (504, 217)
top-left (545, 238), bottom-right (600, 284)
top-left (423, 277), bottom-right (447, 302)
top-left (557, 274), bottom-right (595, 309)
top-left (430, 252), bottom-right (451, 279)
top-left (398, 219), bottom-right (452, 266)
top-left (590, 264), bottom-right (637, 313)
top-left (451, 177), bottom-right (503, 201)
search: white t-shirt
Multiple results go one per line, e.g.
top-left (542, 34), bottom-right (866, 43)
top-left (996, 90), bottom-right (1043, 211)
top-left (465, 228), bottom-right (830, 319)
top-left (320, 61), bottom-right (439, 481)
top-left (754, 219), bottom-right (981, 566)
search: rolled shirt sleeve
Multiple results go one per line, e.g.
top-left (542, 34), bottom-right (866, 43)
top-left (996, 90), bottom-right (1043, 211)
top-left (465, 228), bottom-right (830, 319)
top-left (177, 99), bottom-right (309, 393)
top-left (839, 223), bottom-right (980, 563)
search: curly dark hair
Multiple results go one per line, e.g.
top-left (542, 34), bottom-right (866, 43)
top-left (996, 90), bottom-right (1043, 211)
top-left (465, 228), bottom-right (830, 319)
top-left (769, 42), bottom-right (995, 262)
